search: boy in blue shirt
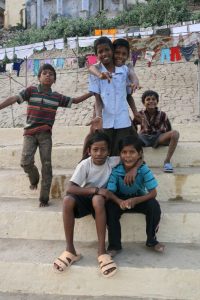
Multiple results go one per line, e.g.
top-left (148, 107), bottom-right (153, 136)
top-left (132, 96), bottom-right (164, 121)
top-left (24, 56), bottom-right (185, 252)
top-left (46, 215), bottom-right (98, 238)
top-left (106, 136), bottom-right (164, 256)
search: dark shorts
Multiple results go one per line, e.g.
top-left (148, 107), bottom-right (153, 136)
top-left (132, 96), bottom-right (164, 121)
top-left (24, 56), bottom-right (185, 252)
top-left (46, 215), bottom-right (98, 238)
top-left (67, 193), bottom-right (95, 218)
top-left (139, 133), bottom-right (161, 148)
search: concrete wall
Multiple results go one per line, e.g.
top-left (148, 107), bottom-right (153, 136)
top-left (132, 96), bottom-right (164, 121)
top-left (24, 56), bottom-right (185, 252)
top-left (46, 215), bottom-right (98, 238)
top-left (4, 0), bottom-right (25, 28)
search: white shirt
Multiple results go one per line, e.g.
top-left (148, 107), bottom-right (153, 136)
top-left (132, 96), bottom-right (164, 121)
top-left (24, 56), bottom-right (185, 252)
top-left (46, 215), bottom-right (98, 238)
top-left (89, 63), bottom-right (131, 129)
top-left (70, 156), bottom-right (120, 188)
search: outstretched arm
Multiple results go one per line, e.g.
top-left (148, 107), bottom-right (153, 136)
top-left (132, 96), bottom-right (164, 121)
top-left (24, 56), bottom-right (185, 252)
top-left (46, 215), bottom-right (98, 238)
top-left (0, 96), bottom-right (19, 110)
top-left (72, 92), bottom-right (93, 104)
top-left (89, 65), bottom-right (112, 82)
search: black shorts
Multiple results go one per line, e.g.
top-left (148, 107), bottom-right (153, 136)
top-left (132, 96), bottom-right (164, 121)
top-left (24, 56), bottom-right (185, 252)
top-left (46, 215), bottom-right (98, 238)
top-left (67, 193), bottom-right (95, 218)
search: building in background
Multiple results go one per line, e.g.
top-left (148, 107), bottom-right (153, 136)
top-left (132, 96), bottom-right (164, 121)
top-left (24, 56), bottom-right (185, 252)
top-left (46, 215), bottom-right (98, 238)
top-left (4, 0), bottom-right (144, 29)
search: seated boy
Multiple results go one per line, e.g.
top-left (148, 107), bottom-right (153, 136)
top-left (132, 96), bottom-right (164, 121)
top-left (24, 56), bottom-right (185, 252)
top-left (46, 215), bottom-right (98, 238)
top-left (133, 90), bottom-right (179, 173)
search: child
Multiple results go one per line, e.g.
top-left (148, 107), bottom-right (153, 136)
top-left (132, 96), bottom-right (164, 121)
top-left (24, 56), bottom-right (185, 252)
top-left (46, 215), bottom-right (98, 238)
top-left (106, 136), bottom-right (164, 257)
top-left (0, 63), bottom-right (93, 207)
top-left (88, 36), bottom-right (138, 156)
top-left (134, 90), bottom-right (179, 173)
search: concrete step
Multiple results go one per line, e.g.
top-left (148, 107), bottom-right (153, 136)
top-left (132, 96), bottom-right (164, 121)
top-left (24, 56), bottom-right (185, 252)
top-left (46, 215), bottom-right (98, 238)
top-left (0, 168), bottom-right (200, 202)
top-left (1, 197), bottom-right (200, 244)
top-left (0, 238), bottom-right (199, 299)
top-left (0, 124), bottom-right (200, 146)
top-left (0, 141), bottom-right (200, 169)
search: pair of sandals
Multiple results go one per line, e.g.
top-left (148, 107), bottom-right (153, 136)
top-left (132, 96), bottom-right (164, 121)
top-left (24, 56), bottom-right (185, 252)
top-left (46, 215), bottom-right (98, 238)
top-left (53, 251), bottom-right (117, 278)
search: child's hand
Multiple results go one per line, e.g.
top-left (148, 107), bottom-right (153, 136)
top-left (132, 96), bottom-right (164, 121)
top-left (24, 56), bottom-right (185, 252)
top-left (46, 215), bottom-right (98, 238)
top-left (97, 188), bottom-right (112, 200)
top-left (87, 116), bottom-right (103, 132)
top-left (133, 112), bottom-right (143, 123)
top-left (120, 201), bottom-right (127, 210)
top-left (124, 168), bottom-right (137, 185)
top-left (99, 72), bottom-right (112, 83)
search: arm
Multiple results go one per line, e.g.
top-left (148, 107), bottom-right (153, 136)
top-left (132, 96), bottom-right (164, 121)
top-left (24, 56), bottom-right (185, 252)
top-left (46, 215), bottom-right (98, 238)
top-left (89, 93), bottom-right (103, 131)
top-left (124, 158), bottom-right (143, 185)
top-left (72, 92), bottom-right (93, 104)
top-left (127, 63), bottom-right (140, 91)
top-left (67, 181), bottom-right (97, 197)
top-left (0, 95), bottom-right (19, 110)
top-left (89, 64), bottom-right (112, 82)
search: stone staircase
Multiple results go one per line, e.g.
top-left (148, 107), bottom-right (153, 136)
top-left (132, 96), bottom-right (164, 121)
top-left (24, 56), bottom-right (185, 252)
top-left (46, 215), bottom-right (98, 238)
top-left (0, 125), bottom-right (200, 300)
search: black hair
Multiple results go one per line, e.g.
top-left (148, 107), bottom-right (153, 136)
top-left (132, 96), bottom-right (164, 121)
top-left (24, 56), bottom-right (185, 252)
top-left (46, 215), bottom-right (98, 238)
top-left (38, 63), bottom-right (57, 81)
top-left (141, 90), bottom-right (159, 104)
top-left (119, 136), bottom-right (143, 155)
top-left (113, 38), bottom-right (130, 56)
top-left (82, 130), bottom-right (111, 160)
top-left (94, 36), bottom-right (114, 55)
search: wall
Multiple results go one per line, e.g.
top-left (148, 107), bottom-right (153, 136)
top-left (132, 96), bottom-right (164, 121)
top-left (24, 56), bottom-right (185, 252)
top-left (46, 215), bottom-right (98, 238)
top-left (4, 0), bottom-right (25, 28)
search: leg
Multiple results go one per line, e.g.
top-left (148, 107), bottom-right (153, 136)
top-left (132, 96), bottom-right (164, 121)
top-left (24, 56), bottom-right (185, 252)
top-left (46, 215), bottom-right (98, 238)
top-left (92, 195), bottom-right (107, 256)
top-left (106, 201), bottom-right (123, 251)
top-left (38, 132), bottom-right (52, 206)
top-left (157, 130), bottom-right (179, 167)
top-left (20, 135), bottom-right (39, 189)
top-left (133, 199), bottom-right (161, 247)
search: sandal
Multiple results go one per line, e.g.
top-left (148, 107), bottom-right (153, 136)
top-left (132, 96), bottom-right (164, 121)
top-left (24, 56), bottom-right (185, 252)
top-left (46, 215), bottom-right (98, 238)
top-left (163, 163), bottom-right (173, 173)
top-left (53, 251), bottom-right (82, 273)
top-left (98, 254), bottom-right (117, 278)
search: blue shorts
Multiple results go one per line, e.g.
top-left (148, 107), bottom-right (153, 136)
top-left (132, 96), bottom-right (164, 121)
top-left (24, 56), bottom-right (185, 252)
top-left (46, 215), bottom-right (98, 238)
top-left (139, 133), bottom-right (161, 148)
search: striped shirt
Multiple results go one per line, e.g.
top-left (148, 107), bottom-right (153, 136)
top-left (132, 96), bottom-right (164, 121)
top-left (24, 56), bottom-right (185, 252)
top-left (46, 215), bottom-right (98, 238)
top-left (107, 162), bottom-right (158, 199)
top-left (134, 108), bottom-right (171, 135)
top-left (17, 84), bottom-right (72, 135)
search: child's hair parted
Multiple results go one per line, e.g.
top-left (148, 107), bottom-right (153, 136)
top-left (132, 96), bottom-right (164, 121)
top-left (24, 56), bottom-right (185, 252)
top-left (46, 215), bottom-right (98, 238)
top-left (119, 135), bottom-right (143, 155)
top-left (38, 63), bottom-right (57, 81)
top-left (82, 130), bottom-right (111, 160)
top-left (141, 90), bottom-right (159, 104)
top-left (113, 38), bottom-right (130, 55)
top-left (94, 36), bottom-right (114, 55)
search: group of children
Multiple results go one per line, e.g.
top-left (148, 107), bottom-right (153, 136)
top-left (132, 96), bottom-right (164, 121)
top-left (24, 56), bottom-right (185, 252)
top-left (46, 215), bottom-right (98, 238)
top-left (0, 35), bottom-right (180, 278)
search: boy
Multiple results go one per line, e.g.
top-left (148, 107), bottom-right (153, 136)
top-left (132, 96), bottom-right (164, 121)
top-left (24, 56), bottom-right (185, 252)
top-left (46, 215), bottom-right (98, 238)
top-left (0, 63), bottom-right (93, 207)
top-left (134, 90), bottom-right (179, 173)
top-left (89, 37), bottom-right (138, 156)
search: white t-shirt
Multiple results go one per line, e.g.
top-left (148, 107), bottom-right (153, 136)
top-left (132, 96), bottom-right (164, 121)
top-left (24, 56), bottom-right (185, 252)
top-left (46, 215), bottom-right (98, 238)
top-left (70, 156), bottom-right (120, 188)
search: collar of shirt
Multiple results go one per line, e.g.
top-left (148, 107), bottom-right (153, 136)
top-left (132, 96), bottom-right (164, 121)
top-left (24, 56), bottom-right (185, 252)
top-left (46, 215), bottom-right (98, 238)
top-left (37, 84), bottom-right (53, 95)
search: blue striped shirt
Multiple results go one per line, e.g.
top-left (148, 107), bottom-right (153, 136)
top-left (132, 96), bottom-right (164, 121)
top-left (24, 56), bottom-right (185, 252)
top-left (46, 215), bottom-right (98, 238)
top-left (107, 163), bottom-right (158, 199)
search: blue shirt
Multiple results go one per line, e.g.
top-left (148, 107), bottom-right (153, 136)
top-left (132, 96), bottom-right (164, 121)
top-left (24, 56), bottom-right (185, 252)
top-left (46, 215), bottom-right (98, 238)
top-left (88, 63), bottom-right (131, 129)
top-left (107, 163), bottom-right (158, 199)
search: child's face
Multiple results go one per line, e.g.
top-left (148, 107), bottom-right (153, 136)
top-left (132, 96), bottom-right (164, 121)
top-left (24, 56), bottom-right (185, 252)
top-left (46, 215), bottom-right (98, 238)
top-left (38, 69), bottom-right (55, 86)
top-left (88, 140), bottom-right (109, 165)
top-left (120, 145), bottom-right (141, 171)
top-left (114, 46), bottom-right (129, 66)
top-left (143, 95), bottom-right (158, 110)
top-left (96, 44), bottom-right (113, 66)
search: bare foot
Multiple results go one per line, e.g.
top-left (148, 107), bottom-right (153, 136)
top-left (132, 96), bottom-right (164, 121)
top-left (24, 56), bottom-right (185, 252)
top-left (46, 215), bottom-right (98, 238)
top-left (39, 202), bottom-right (49, 207)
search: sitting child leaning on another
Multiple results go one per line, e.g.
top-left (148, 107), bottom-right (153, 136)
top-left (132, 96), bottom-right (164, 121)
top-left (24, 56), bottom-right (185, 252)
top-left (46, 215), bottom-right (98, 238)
top-left (106, 136), bottom-right (165, 257)
top-left (53, 131), bottom-right (140, 278)
top-left (133, 90), bottom-right (179, 173)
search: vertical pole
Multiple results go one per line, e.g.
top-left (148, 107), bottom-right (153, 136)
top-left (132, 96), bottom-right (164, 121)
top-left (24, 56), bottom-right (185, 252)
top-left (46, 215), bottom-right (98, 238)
top-left (75, 35), bottom-right (79, 92)
top-left (9, 74), bottom-right (15, 128)
top-left (25, 57), bottom-right (28, 87)
top-left (197, 43), bottom-right (200, 116)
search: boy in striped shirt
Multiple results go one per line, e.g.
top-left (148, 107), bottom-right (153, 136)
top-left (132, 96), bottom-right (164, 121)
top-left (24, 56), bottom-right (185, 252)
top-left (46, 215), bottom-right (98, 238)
top-left (0, 64), bottom-right (93, 207)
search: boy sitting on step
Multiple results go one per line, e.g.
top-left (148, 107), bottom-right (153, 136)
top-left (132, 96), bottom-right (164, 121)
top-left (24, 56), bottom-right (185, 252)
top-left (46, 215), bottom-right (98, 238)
top-left (0, 63), bottom-right (93, 207)
top-left (133, 90), bottom-right (179, 173)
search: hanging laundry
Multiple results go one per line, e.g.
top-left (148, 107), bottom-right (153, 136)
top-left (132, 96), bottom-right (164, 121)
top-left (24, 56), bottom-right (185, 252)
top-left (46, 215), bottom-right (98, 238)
top-left (145, 51), bottom-right (155, 67)
top-left (131, 50), bottom-right (141, 66)
top-left (108, 29), bottom-right (117, 35)
top-left (27, 59), bottom-right (33, 72)
top-left (0, 63), bottom-right (6, 73)
top-left (94, 29), bottom-right (102, 36)
top-left (170, 47), bottom-right (181, 62)
top-left (13, 59), bottom-right (24, 76)
top-left (33, 59), bottom-right (40, 76)
top-left (6, 63), bottom-right (13, 73)
top-left (86, 55), bottom-right (97, 66)
top-left (66, 57), bottom-right (76, 68)
top-left (160, 48), bottom-right (170, 63)
top-left (44, 59), bottom-right (51, 65)
top-left (180, 44), bottom-right (196, 62)
top-left (56, 58), bottom-right (65, 69)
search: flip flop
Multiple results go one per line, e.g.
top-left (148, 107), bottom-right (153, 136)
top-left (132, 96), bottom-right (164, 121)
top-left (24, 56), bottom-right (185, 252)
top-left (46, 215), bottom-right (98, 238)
top-left (98, 254), bottom-right (117, 278)
top-left (53, 250), bottom-right (82, 273)
top-left (163, 163), bottom-right (173, 173)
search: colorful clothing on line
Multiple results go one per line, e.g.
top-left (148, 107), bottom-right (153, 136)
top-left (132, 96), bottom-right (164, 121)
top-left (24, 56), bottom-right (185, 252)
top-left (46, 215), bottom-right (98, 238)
top-left (86, 55), bottom-right (97, 66)
top-left (33, 59), bottom-right (40, 76)
top-left (145, 51), bottom-right (155, 67)
top-left (131, 50), bottom-right (141, 66)
top-left (160, 48), bottom-right (170, 63)
top-left (133, 108), bottom-right (172, 135)
top-left (17, 84), bottom-right (73, 135)
top-left (27, 60), bottom-right (33, 72)
top-left (180, 44), bottom-right (196, 62)
top-left (170, 46), bottom-right (181, 62)
top-left (0, 63), bottom-right (6, 72)
top-left (13, 59), bottom-right (24, 76)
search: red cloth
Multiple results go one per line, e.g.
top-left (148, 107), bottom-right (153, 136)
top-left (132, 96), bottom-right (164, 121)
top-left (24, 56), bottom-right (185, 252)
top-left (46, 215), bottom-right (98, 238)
top-left (170, 47), bottom-right (181, 62)
top-left (86, 55), bottom-right (97, 66)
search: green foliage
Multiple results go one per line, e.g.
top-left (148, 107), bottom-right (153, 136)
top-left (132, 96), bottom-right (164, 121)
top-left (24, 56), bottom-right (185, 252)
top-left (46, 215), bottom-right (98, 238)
top-left (5, 0), bottom-right (196, 47)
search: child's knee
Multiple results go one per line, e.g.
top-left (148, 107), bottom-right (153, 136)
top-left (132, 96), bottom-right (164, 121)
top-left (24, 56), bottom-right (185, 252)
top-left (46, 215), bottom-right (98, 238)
top-left (63, 195), bottom-right (76, 210)
top-left (147, 199), bottom-right (161, 214)
top-left (92, 195), bottom-right (105, 210)
top-left (172, 130), bottom-right (180, 141)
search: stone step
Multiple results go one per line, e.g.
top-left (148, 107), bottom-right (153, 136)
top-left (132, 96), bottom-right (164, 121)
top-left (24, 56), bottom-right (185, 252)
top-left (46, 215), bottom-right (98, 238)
top-left (0, 238), bottom-right (199, 300)
top-left (0, 124), bottom-right (200, 146)
top-left (1, 197), bottom-right (200, 244)
top-left (0, 168), bottom-right (200, 202)
top-left (0, 141), bottom-right (200, 169)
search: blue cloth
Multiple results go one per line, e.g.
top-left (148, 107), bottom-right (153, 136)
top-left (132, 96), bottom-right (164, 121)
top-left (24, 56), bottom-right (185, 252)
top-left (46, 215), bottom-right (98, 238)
top-left (160, 48), bottom-right (170, 63)
top-left (13, 59), bottom-right (24, 76)
top-left (107, 162), bottom-right (158, 199)
top-left (33, 59), bottom-right (40, 76)
top-left (89, 63), bottom-right (131, 129)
